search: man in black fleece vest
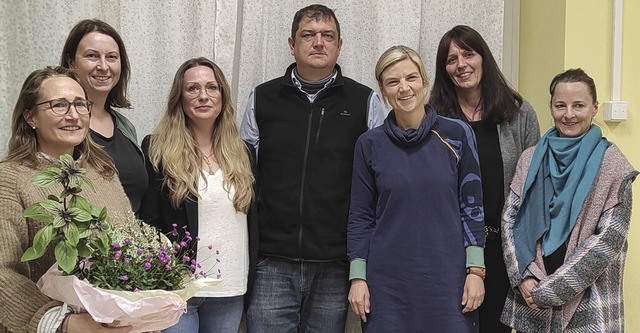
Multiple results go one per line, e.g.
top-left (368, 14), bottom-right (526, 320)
top-left (240, 4), bottom-right (384, 333)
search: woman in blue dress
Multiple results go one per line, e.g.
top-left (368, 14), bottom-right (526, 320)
top-left (347, 45), bottom-right (486, 332)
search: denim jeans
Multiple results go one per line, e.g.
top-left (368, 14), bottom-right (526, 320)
top-left (246, 256), bottom-right (350, 333)
top-left (163, 295), bottom-right (243, 333)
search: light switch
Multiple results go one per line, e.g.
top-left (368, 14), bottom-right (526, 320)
top-left (603, 101), bottom-right (628, 122)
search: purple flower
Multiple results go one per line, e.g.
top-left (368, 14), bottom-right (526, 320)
top-left (114, 250), bottom-right (122, 260)
top-left (124, 238), bottom-right (131, 244)
top-left (111, 242), bottom-right (121, 249)
top-left (136, 249), bottom-right (143, 255)
top-left (165, 264), bottom-right (172, 270)
top-left (123, 257), bottom-right (130, 265)
top-left (143, 261), bottom-right (152, 270)
top-left (196, 236), bottom-right (201, 241)
top-left (207, 244), bottom-right (213, 250)
top-left (171, 229), bottom-right (178, 237)
top-left (180, 241), bottom-right (188, 248)
top-left (172, 223), bottom-right (177, 228)
top-left (183, 255), bottom-right (190, 263)
top-left (119, 275), bottom-right (128, 281)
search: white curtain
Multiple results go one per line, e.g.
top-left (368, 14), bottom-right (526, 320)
top-left (0, 0), bottom-right (504, 158)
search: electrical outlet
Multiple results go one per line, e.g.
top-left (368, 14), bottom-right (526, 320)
top-left (603, 101), bottom-right (628, 122)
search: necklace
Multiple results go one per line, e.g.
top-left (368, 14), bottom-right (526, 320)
top-left (461, 104), bottom-right (483, 121)
top-left (201, 149), bottom-right (218, 174)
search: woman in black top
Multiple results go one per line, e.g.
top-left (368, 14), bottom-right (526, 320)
top-left (429, 25), bottom-right (540, 333)
top-left (60, 19), bottom-right (147, 214)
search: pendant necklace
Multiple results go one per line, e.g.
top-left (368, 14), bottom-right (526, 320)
top-left (202, 150), bottom-right (218, 175)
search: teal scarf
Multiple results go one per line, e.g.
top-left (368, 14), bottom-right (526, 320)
top-left (514, 125), bottom-right (609, 275)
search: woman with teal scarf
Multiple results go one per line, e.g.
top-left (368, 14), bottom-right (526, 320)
top-left (501, 68), bottom-right (637, 332)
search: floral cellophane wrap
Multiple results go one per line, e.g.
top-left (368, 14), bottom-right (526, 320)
top-left (37, 265), bottom-right (220, 332)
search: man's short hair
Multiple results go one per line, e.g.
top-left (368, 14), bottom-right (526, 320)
top-left (290, 4), bottom-right (341, 39)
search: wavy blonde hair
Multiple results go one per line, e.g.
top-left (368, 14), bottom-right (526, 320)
top-left (148, 57), bottom-right (253, 212)
top-left (4, 66), bottom-right (116, 178)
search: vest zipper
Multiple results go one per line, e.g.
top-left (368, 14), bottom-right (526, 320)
top-left (298, 105), bottom-right (314, 255)
top-left (315, 108), bottom-right (325, 144)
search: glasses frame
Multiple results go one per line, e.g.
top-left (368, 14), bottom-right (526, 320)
top-left (35, 98), bottom-right (93, 115)
top-left (184, 83), bottom-right (221, 99)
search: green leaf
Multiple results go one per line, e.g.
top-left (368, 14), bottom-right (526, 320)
top-left (55, 240), bottom-right (78, 274)
top-left (33, 225), bottom-right (54, 252)
top-left (77, 241), bottom-right (91, 257)
top-left (60, 189), bottom-right (72, 199)
top-left (21, 246), bottom-right (44, 262)
top-left (69, 207), bottom-right (93, 223)
top-left (77, 224), bottom-right (91, 238)
top-left (91, 232), bottom-right (110, 254)
top-left (23, 204), bottom-right (51, 222)
top-left (63, 223), bottom-right (79, 246)
top-left (98, 207), bottom-right (108, 222)
top-left (69, 195), bottom-right (92, 212)
top-left (73, 174), bottom-right (94, 191)
top-left (52, 216), bottom-right (66, 228)
top-left (40, 199), bottom-right (64, 215)
top-left (31, 168), bottom-right (62, 188)
top-left (59, 154), bottom-right (75, 169)
top-left (21, 225), bottom-right (54, 262)
top-left (47, 194), bottom-right (60, 202)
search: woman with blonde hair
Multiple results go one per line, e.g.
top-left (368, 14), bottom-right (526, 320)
top-left (0, 66), bottom-right (132, 333)
top-left (347, 46), bottom-right (485, 332)
top-left (139, 57), bottom-right (256, 333)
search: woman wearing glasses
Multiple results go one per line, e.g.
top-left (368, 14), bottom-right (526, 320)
top-left (0, 67), bottom-right (133, 332)
top-left (139, 57), bottom-right (256, 333)
top-left (60, 19), bottom-right (148, 215)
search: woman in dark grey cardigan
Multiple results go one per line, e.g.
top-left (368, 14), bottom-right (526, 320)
top-left (429, 25), bottom-right (540, 333)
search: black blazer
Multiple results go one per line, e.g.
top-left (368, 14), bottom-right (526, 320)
top-left (138, 135), bottom-right (259, 307)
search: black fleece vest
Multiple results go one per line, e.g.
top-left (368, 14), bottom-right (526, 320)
top-left (254, 64), bottom-right (372, 261)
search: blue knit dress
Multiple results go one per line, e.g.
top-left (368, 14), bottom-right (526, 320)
top-left (348, 106), bottom-right (485, 332)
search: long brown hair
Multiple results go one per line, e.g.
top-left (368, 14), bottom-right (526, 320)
top-left (4, 66), bottom-right (116, 177)
top-left (148, 57), bottom-right (253, 212)
top-left (430, 25), bottom-right (523, 123)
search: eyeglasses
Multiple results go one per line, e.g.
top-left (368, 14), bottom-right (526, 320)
top-left (184, 83), bottom-right (221, 99)
top-left (35, 98), bottom-right (93, 115)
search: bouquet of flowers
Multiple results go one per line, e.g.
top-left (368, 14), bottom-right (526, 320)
top-left (21, 155), bottom-right (219, 332)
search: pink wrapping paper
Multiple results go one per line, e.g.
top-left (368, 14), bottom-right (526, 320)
top-left (37, 265), bottom-right (220, 332)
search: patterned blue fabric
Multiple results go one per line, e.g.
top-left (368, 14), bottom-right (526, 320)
top-left (347, 105), bottom-right (484, 332)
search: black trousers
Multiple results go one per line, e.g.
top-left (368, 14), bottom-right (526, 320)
top-left (478, 238), bottom-right (512, 333)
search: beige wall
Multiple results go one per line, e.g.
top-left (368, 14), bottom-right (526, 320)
top-left (520, 0), bottom-right (640, 330)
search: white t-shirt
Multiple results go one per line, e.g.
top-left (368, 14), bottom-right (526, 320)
top-left (194, 169), bottom-right (248, 297)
